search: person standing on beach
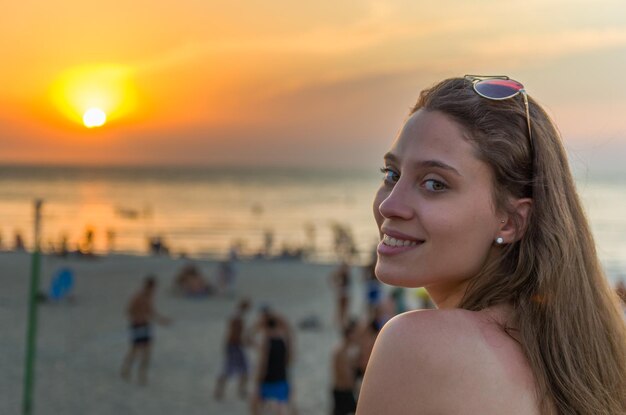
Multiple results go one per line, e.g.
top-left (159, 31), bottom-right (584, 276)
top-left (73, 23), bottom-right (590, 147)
top-left (617, 279), bottom-right (626, 316)
top-left (356, 76), bottom-right (626, 414)
top-left (353, 310), bottom-right (381, 396)
top-left (218, 244), bottom-right (240, 296)
top-left (616, 279), bottom-right (626, 304)
top-left (330, 261), bottom-right (351, 328)
top-left (214, 298), bottom-right (251, 400)
top-left (362, 260), bottom-right (381, 315)
top-left (251, 313), bottom-right (293, 415)
top-left (14, 231), bottom-right (25, 251)
top-left (120, 275), bottom-right (170, 385)
top-left (331, 320), bottom-right (358, 415)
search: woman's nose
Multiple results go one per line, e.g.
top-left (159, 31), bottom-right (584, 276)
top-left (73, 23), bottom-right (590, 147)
top-left (377, 184), bottom-right (414, 220)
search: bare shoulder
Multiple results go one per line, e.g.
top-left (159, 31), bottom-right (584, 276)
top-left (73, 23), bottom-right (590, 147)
top-left (356, 309), bottom-right (540, 415)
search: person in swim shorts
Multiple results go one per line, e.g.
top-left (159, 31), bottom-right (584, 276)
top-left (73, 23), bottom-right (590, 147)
top-left (214, 298), bottom-right (251, 400)
top-left (120, 276), bottom-right (170, 385)
top-left (251, 313), bottom-right (293, 415)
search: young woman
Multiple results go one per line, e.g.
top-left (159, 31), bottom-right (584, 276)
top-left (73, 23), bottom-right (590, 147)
top-left (356, 76), bottom-right (626, 414)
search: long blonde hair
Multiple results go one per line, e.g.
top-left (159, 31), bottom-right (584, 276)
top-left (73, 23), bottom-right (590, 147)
top-left (413, 78), bottom-right (626, 414)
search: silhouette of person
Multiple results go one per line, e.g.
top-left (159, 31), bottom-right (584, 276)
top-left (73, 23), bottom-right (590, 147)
top-left (120, 276), bottom-right (170, 385)
top-left (214, 298), bottom-right (252, 400)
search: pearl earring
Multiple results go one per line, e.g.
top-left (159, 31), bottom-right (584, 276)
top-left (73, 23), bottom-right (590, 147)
top-left (496, 237), bottom-right (504, 244)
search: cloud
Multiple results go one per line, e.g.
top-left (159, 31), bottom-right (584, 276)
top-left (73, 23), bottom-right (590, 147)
top-left (130, 3), bottom-right (473, 76)
top-left (468, 28), bottom-right (626, 63)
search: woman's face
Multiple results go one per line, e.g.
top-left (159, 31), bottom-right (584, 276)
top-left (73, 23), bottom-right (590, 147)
top-left (373, 109), bottom-right (502, 299)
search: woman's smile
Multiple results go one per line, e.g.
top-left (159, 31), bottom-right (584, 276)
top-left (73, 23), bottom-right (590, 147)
top-left (378, 229), bottom-right (425, 255)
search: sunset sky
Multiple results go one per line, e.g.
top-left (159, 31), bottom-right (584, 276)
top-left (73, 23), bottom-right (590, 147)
top-left (2, 0), bottom-right (626, 170)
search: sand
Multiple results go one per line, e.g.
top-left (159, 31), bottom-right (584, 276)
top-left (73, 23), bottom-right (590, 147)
top-left (0, 251), bottom-right (373, 415)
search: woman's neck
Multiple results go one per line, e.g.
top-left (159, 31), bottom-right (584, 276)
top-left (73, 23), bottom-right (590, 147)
top-left (426, 279), bottom-right (471, 309)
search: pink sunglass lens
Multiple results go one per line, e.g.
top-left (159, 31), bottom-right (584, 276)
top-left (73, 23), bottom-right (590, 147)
top-left (474, 79), bottom-right (524, 99)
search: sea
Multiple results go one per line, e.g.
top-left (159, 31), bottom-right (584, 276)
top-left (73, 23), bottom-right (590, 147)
top-left (0, 164), bottom-right (624, 283)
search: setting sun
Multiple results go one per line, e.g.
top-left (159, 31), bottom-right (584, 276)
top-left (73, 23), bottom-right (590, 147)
top-left (83, 108), bottom-right (107, 128)
top-left (49, 64), bottom-right (137, 128)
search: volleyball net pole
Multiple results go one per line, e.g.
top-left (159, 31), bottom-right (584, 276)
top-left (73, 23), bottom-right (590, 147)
top-left (22, 199), bottom-right (43, 415)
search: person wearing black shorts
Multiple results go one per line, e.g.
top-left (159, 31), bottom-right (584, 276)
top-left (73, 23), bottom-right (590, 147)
top-left (120, 276), bottom-right (170, 385)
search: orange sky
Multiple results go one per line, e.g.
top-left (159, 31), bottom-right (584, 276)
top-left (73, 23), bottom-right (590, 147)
top-left (1, 0), bottom-right (626, 169)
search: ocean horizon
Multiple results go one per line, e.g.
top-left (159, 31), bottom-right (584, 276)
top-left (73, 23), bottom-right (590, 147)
top-left (0, 163), bottom-right (624, 282)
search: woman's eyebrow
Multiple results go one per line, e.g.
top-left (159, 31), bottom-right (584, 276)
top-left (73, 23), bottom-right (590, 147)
top-left (383, 152), bottom-right (462, 177)
top-left (417, 160), bottom-right (462, 176)
top-left (383, 152), bottom-right (398, 164)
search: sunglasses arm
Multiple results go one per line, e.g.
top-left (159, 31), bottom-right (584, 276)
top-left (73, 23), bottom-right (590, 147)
top-left (464, 75), bottom-right (510, 82)
top-left (521, 91), bottom-right (533, 149)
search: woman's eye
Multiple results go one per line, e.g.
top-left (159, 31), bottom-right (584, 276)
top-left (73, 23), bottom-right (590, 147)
top-left (380, 167), bottom-right (399, 185)
top-left (423, 179), bottom-right (447, 192)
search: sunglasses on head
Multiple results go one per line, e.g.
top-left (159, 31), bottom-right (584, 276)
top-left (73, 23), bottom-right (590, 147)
top-left (464, 75), bottom-right (533, 153)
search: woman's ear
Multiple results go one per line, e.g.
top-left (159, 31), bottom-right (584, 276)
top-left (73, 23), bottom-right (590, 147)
top-left (498, 198), bottom-right (532, 243)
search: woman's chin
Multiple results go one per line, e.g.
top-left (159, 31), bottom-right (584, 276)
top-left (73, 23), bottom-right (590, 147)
top-left (375, 263), bottom-right (422, 288)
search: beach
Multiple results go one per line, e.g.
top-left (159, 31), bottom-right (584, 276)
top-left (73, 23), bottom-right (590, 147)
top-left (0, 251), bottom-right (366, 415)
